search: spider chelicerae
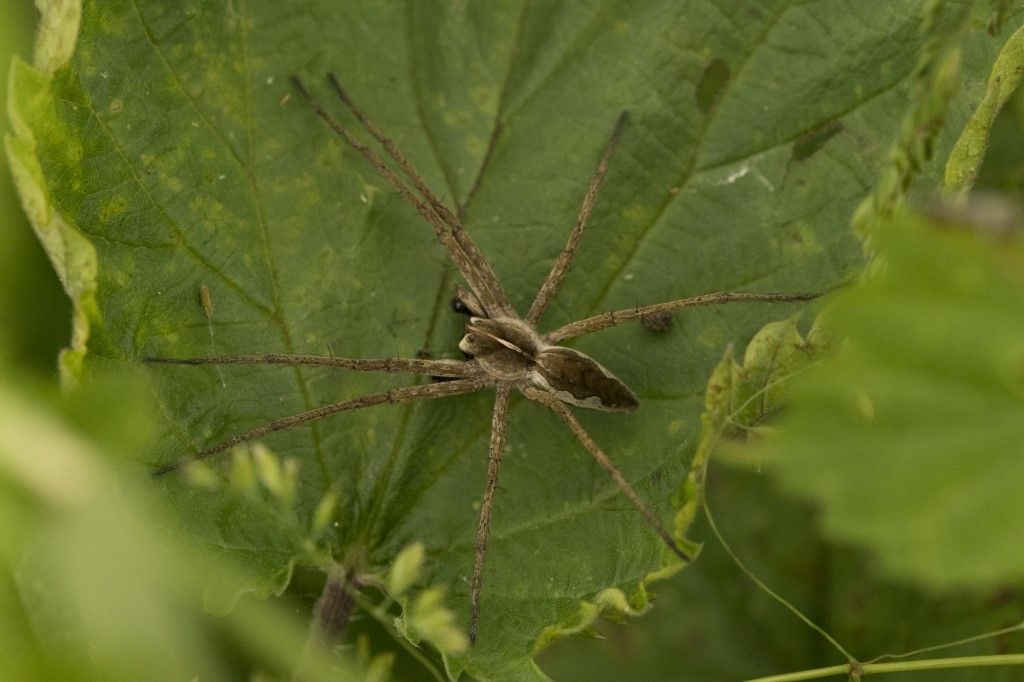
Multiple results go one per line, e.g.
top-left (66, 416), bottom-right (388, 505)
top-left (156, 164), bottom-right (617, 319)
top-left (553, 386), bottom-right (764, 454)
top-left (148, 73), bottom-right (819, 643)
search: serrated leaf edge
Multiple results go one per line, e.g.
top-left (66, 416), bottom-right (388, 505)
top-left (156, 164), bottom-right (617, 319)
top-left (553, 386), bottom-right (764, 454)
top-left (945, 23), bottom-right (1024, 192)
top-left (5, 48), bottom-right (98, 385)
top-left (32, 0), bottom-right (82, 73)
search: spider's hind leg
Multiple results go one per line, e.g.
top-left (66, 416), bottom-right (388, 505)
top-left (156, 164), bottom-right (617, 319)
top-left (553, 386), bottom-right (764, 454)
top-left (522, 386), bottom-right (692, 564)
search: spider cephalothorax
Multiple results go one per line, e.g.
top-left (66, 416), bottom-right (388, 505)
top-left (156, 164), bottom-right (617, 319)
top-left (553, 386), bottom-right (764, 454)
top-left (147, 72), bottom-right (819, 643)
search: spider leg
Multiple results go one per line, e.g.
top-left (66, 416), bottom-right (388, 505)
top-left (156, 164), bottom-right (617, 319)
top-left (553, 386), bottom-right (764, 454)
top-left (325, 74), bottom-right (512, 316)
top-left (545, 290), bottom-right (822, 343)
top-left (144, 353), bottom-right (477, 378)
top-left (153, 377), bottom-right (487, 476)
top-left (469, 384), bottom-right (511, 645)
top-left (526, 111), bottom-right (629, 325)
top-left (521, 386), bottom-right (690, 563)
top-left (291, 76), bottom-right (512, 318)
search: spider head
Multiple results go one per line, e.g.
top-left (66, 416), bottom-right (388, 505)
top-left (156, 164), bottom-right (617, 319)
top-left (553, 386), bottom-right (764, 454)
top-left (459, 317), bottom-right (541, 381)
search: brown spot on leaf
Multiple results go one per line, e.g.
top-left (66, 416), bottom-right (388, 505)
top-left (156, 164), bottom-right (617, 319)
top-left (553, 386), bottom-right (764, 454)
top-left (792, 120), bottom-right (843, 161)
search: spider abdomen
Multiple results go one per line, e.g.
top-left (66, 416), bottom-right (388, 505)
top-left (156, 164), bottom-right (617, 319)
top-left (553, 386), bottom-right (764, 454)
top-left (532, 346), bottom-right (639, 412)
top-left (458, 316), bottom-right (638, 411)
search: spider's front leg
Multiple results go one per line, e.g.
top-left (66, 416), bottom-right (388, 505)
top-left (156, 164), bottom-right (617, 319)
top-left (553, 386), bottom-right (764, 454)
top-left (144, 353), bottom-right (485, 475)
top-left (291, 75), bottom-right (515, 319)
top-left (545, 290), bottom-right (824, 343)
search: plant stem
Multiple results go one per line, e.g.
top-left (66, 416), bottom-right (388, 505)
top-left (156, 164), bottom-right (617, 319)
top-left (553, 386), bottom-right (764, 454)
top-left (352, 589), bottom-right (446, 682)
top-left (310, 565), bottom-right (360, 647)
top-left (702, 476), bottom-right (855, 662)
top-left (747, 654), bottom-right (1024, 681)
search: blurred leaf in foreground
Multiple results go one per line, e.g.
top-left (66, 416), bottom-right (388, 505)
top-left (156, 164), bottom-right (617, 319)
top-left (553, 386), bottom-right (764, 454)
top-left (758, 206), bottom-right (1024, 589)
top-left (0, 368), bottom-right (371, 681)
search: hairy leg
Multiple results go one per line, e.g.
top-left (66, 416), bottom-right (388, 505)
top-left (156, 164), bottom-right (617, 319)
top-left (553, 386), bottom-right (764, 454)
top-left (291, 76), bottom-right (512, 318)
top-left (325, 74), bottom-right (512, 317)
top-left (470, 385), bottom-right (511, 644)
top-left (154, 377), bottom-right (488, 476)
top-left (522, 387), bottom-right (690, 563)
top-left (545, 291), bottom-right (821, 343)
top-left (527, 112), bottom-right (629, 325)
top-left (145, 353), bottom-right (477, 378)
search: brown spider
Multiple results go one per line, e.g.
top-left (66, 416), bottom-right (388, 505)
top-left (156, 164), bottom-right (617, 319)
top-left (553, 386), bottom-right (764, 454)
top-left (147, 73), bottom-right (819, 643)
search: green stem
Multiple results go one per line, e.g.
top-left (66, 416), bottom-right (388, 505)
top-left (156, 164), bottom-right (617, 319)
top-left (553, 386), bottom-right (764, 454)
top-left (702, 491), bottom-right (855, 662)
top-left (748, 654), bottom-right (1024, 682)
top-left (352, 590), bottom-right (446, 682)
top-left (867, 621), bottom-right (1024, 663)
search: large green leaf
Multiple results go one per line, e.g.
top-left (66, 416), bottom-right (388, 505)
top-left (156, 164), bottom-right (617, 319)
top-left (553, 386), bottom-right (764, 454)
top-left (9, 0), bottom-right (1022, 677)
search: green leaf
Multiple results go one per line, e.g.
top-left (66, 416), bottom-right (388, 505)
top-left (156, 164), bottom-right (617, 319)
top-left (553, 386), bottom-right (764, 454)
top-left (972, 85), bottom-right (1024, 199)
top-left (544, 312), bottom-right (1024, 680)
top-left (10, 0), bottom-right (1023, 677)
top-left (759, 210), bottom-right (1024, 589)
top-left (5, 54), bottom-right (99, 383)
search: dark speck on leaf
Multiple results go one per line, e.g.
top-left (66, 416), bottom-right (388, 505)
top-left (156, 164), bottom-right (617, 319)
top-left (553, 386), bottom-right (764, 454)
top-left (641, 311), bottom-right (673, 332)
top-left (696, 58), bottom-right (730, 114)
top-left (792, 120), bottom-right (843, 161)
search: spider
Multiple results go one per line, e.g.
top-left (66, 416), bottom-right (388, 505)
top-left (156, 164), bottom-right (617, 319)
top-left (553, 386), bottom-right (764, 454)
top-left (148, 73), bottom-right (819, 643)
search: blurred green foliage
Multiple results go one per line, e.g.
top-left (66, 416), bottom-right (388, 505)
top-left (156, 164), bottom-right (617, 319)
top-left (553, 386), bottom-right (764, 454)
top-left (760, 211), bottom-right (1024, 589)
top-left (0, 4), bottom-right (397, 679)
top-left (543, 13), bottom-right (1024, 678)
top-left (540, 471), bottom-right (1024, 681)
top-left (0, 364), bottom-right (389, 681)
top-left (542, 212), bottom-right (1024, 681)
